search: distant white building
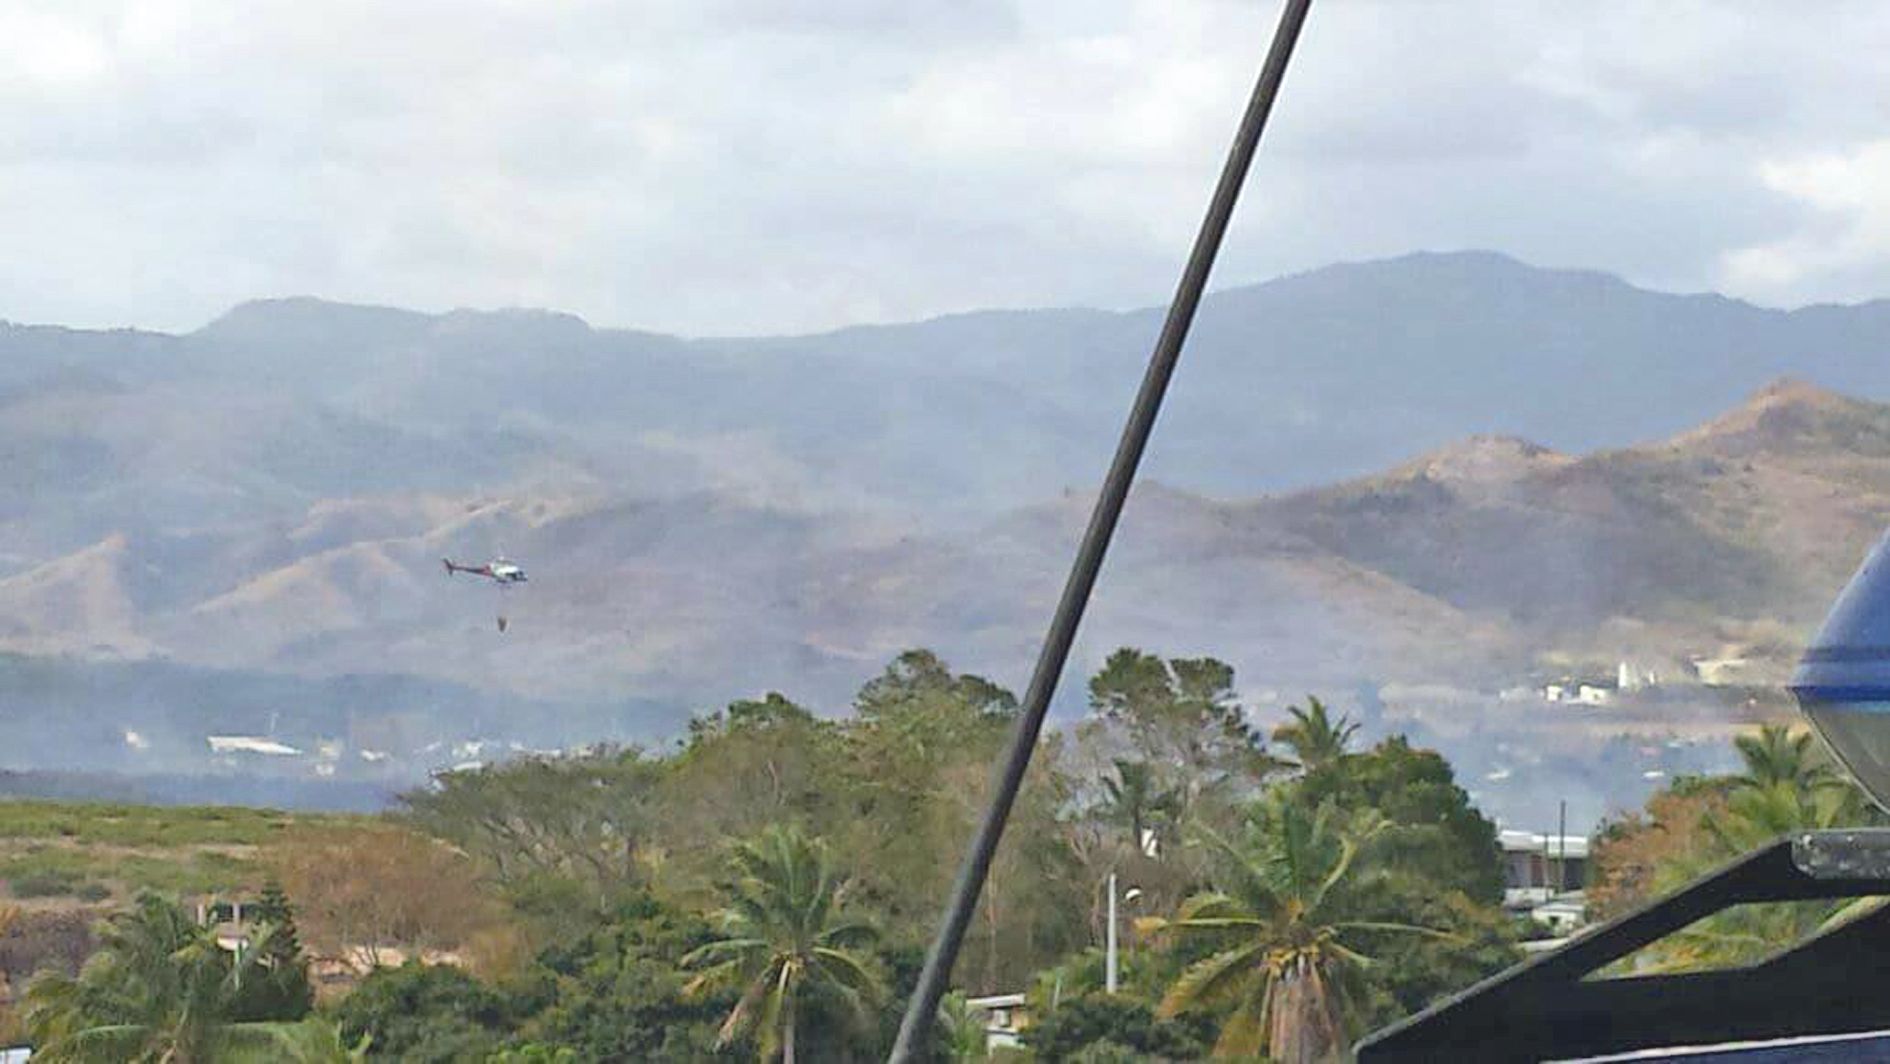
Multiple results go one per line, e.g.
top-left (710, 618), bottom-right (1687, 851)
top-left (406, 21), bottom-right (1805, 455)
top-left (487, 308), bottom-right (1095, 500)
top-left (207, 736), bottom-right (300, 756)
top-left (1542, 679), bottom-right (1616, 706)
top-left (1499, 830), bottom-right (1590, 916)
top-left (1617, 660), bottom-right (1663, 692)
top-left (1692, 656), bottom-right (1752, 686)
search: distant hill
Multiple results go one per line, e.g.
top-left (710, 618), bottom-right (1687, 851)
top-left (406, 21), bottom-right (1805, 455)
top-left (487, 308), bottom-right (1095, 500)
top-left (1248, 379), bottom-right (1890, 676)
top-left (12, 251), bottom-right (1890, 555)
top-left (3, 379), bottom-right (1885, 722)
top-left (9, 253), bottom-right (1890, 792)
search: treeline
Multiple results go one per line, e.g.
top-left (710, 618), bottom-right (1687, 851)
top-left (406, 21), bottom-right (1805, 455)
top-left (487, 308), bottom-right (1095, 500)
top-left (18, 648), bottom-right (1531, 1062)
top-left (1587, 723), bottom-right (1881, 974)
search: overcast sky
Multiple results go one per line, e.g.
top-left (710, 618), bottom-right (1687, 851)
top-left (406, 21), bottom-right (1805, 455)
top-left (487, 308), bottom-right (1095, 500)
top-left (4, 0), bottom-right (1890, 336)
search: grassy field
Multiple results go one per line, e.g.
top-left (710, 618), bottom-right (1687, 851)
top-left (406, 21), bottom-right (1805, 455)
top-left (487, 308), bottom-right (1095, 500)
top-left (0, 799), bottom-right (365, 906)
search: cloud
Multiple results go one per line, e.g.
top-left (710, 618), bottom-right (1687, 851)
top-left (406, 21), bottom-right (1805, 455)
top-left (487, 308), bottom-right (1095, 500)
top-left (4, 0), bottom-right (1890, 334)
top-left (1720, 141), bottom-right (1890, 304)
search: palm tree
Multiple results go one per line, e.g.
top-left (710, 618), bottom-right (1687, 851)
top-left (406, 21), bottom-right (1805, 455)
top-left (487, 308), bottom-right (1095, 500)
top-left (683, 825), bottom-right (885, 1063)
top-left (24, 892), bottom-right (325, 1063)
top-left (1140, 797), bottom-right (1438, 1062)
top-left (235, 1018), bottom-right (370, 1063)
top-left (1271, 697), bottom-right (1359, 773)
top-left (1733, 723), bottom-right (1841, 795)
top-left (936, 991), bottom-right (990, 1061)
top-left (1100, 759), bottom-right (1179, 854)
top-left (1627, 779), bottom-right (1865, 974)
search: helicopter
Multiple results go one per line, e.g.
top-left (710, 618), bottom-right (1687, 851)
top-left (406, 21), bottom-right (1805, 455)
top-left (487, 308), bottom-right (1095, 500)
top-left (442, 556), bottom-right (528, 584)
top-left (444, 556), bottom-right (527, 631)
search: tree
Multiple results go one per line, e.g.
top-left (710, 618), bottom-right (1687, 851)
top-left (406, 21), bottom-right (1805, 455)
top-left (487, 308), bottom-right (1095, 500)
top-left (1733, 723), bottom-right (1841, 796)
top-left (854, 650), bottom-right (1017, 722)
top-left (401, 749), bottom-right (662, 894)
top-left (1704, 777), bottom-right (1869, 869)
top-left (659, 694), bottom-right (850, 897)
top-left (1021, 992), bottom-right (1211, 1062)
top-left (271, 824), bottom-right (505, 972)
top-left (1590, 736), bottom-right (1880, 974)
top-left (488, 1047), bottom-right (578, 1063)
top-left (1272, 696), bottom-right (1359, 774)
top-left (935, 992), bottom-right (992, 1062)
top-left (840, 651), bottom-right (1081, 994)
top-left (720, 692), bottom-right (822, 731)
top-left (1098, 759), bottom-right (1179, 856)
top-left (1352, 889), bottom-right (1519, 1029)
top-left (683, 825), bottom-right (884, 1062)
top-left (331, 962), bottom-right (513, 1064)
top-left (242, 1018), bottom-right (369, 1063)
top-left (238, 880), bottom-right (313, 1021)
top-left (516, 891), bottom-right (729, 1060)
top-left (1140, 797), bottom-right (1439, 1062)
top-left (1083, 650), bottom-right (1277, 833)
top-left (24, 892), bottom-right (319, 1063)
top-left (1588, 783), bottom-right (1733, 922)
top-left (1294, 735), bottom-right (1505, 905)
top-left (1630, 780), bottom-right (1859, 972)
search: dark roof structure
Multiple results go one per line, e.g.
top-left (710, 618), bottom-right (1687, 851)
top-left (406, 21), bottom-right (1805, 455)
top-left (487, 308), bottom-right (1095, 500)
top-left (1358, 830), bottom-right (1890, 1063)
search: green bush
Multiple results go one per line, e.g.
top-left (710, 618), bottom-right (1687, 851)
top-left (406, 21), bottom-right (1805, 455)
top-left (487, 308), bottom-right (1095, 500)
top-left (331, 962), bottom-right (514, 1064)
top-left (1023, 993), bottom-right (1212, 1062)
top-left (8, 867), bottom-right (81, 897)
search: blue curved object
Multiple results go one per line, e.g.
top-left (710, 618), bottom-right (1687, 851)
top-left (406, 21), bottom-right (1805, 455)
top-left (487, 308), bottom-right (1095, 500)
top-left (1794, 528), bottom-right (1890, 808)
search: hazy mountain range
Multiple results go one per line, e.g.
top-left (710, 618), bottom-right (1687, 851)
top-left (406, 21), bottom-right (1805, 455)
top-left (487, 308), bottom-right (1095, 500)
top-left (5, 250), bottom-right (1890, 793)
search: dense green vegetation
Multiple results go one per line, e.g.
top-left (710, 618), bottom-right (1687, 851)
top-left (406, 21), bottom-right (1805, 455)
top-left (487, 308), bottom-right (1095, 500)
top-left (20, 652), bottom-right (1853, 1060)
top-left (5, 647), bottom-right (1543, 1061)
top-left (1590, 722), bottom-right (1882, 976)
top-left (23, 892), bottom-right (347, 1062)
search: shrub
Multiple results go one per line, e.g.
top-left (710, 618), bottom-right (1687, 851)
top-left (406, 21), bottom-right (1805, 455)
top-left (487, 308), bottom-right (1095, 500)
top-left (8, 868), bottom-right (80, 898)
top-left (331, 962), bottom-right (514, 1064)
top-left (1022, 992), bottom-right (1212, 1062)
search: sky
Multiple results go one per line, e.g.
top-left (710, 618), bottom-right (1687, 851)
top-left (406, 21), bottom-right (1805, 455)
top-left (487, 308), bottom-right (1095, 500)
top-left (4, 0), bottom-right (1890, 336)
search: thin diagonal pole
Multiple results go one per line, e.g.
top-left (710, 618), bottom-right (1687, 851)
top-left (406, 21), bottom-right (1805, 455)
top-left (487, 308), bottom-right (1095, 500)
top-left (887, 2), bottom-right (1315, 1057)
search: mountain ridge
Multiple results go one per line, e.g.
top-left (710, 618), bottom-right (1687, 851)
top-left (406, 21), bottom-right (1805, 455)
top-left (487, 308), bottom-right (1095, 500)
top-left (10, 254), bottom-right (1890, 800)
top-left (159, 250), bottom-right (1866, 341)
top-left (3, 377), bottom-right (1880, 699)
top-left (16, 250), bottom-right (1890, 528)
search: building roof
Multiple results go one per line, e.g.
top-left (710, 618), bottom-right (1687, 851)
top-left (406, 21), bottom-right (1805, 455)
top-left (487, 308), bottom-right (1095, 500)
top-left (1499, 830), bottom-right (1589, 858)
top-left (206, 735), bottom-right (301, 756)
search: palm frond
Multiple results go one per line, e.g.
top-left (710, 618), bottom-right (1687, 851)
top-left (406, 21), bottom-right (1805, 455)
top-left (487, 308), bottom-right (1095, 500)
top-left (1158, 942), bottom-right (1266, 1016)
top-left (1213, 988), bottom-right (1270, 1059)
top-left (714, 961), bottom-right (779, 1049)
top-left (810, 947), bottom-right (884, 1000)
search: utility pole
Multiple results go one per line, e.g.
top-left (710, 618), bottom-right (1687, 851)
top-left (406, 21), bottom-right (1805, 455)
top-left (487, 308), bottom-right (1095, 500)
top-left (1557, 799), bottom-right (1568, 895)
top-left (1106, 872), bottom-right (1120, 994)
